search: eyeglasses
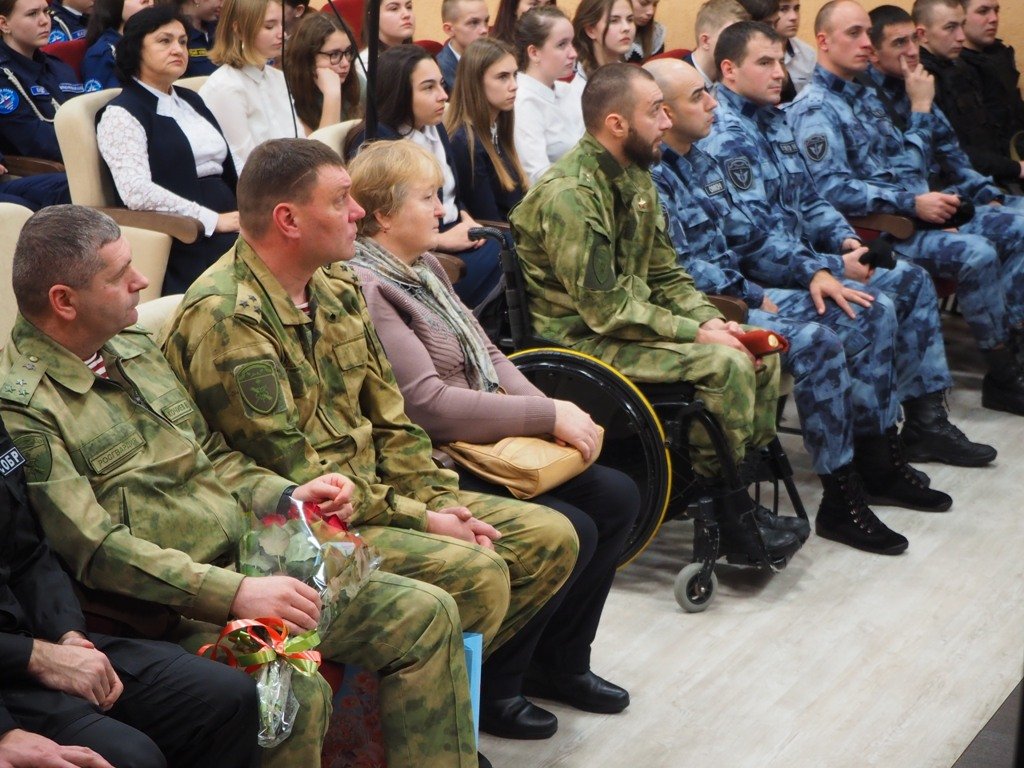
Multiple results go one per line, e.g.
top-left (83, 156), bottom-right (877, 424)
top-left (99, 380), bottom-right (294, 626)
top-left (318, 47), bottom-right (356, 64)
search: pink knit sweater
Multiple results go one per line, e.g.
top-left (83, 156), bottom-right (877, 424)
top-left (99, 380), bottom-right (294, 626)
top-left (356, 255), bottom-right (556, 444)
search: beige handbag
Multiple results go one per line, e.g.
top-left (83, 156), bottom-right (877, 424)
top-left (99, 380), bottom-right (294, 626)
top-left (440, 427), bottom-right (605, 500)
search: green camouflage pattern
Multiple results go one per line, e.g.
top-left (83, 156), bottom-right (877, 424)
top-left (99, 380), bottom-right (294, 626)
top-left (0, 317), bottom-right (481, 767)
top-left (509, 134), bottom-right (780, 475)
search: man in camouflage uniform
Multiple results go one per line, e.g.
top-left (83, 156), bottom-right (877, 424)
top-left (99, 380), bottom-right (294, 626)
top-left (509, 63), bottom-right (804, 566)
top-left (786, 0), bottom-right (1024, 416)
top-left (0, 205), bottom-right (483, 768)
top-left (161, 139), bottom-right (578, 745)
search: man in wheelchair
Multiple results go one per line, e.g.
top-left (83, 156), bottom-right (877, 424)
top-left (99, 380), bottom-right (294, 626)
top-left (510, 63), bottom-right (803, 568)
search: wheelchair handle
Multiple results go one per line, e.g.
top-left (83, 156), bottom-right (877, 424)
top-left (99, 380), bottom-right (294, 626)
top-left (469, 226), bottom-right (511, 248)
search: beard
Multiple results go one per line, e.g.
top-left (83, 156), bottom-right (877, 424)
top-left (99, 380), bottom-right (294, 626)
top-left (623, 126), bottom-right (661, 169)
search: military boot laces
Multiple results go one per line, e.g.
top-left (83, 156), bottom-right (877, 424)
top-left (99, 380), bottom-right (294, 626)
top-left (982, 345), bottom-right (1024, 416)
top-left (816, 467), bottom-right (908, 555)
top-left (855, 428), bottom-right (953, 512)
top-left (901, 392), bottom-right (997, 467)
top-left (713, 487), bottom-right (801, 568)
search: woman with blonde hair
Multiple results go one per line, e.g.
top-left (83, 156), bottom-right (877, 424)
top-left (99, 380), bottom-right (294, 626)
top-left (199, 0), bottom-right (298, 171)
top-left (350, 138), bottom-right (638, 741)
top-left (444, 38), bottom-right (528, 222)
top-left (284, 12), bottom-right (361, 134)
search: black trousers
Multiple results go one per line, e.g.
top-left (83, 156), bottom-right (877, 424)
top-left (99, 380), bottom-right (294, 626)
top-left (3, 634), bottom-right (260, 768)
top-left (163, 176), bottom-right (237, 296)
top-left (457, 463), bottom-right (641, 700)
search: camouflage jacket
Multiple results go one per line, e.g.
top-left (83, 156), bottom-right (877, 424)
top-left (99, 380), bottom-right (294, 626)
top-left (697, 85), bottom-right (850, 288)
top-left (508, 132), bottom-right (723, 361)
top-left (161, 239), bottom-right (460, 531)
top-left (787, 64), bottom-right (937, 217)
top-left (0, 316), bottom-right (294, 625)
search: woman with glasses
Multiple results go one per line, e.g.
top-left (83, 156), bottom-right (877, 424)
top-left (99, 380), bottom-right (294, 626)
top-left (199, 0), bottom-right (298, 172)
top-left (284, 12), bottom-right (361, 134)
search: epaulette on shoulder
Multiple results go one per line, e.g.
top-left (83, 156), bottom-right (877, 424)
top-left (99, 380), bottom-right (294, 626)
top-left (121, 324), bottom-right (151, 336)
top-left (793, 86), bottom-right (825, 110)
top-left (321, 261), bottom-right (358, 286)
top-left (0, 352), bottom-right (47, 405)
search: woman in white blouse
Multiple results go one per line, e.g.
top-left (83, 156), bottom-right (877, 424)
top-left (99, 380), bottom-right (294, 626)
top-left (199, 0), bottom-right (299, 172)
top-left (97, 4), bottom-right (240, 295)
top-left (512, 6), bottom-right (584, 184)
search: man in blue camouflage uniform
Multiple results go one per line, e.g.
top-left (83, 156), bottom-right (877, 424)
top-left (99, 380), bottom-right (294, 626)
top-left (647, 55), bottom-right (966, 556)
top-left (786, 0), bottom-right (1024, 416)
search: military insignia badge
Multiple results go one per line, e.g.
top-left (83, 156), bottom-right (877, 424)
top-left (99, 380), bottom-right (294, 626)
top-left (725, 158), bottom-right (753, 191)
top-left (13, 433), bottom-right (51, 482)
top-left (236, 361), bottom-right (281, 415)
top-left (804, 134), bottom-right (828, 162)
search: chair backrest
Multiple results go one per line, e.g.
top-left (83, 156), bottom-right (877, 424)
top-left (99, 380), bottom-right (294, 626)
top-left (646, 48), bottom-right (691, 62)
top-left (309, 118), bottom-right (361, 156)
top-left (0, 203), bottom-right (33, 345)
top-left (414, 39), bottom-right (443, 56)
top-left (122, 226), bottom-right (172, 302)
top-left (135, 294), bottom-right (184, 341)
top-left (41, 38), bottom-right (88, 79)
top-left (54, 88), bottom-right (122, 207)
top-left (321, 0), bottom-right (364, 46)
top-left (175, 76), bottom-right (209, 92)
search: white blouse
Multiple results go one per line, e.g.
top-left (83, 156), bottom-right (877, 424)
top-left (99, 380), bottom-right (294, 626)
top-left (407, 125), bottom-right (460, 225)
top-left (96, 79), bottom-right (228, 236)
top-left (199, 64), bottom-right (300, 173)
top-left (513, 71), bottom-right (586, 184)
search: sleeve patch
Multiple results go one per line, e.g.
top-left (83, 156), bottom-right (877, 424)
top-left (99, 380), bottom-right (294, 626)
top-left (804, 134), bottom-right (829, 162)
top-left (234, 360), bottom-right (283, 415)
top-left (725, 158), bottom-right (753, 191)
top-left (13, 434), bottom-right (51, 482)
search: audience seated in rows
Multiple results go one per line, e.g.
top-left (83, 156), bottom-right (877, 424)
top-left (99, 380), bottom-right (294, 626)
top-left (356, 0), bottom-right (413, 87)
top-left (512, 6), bottom-right (584, 183)
top-left (285, 10), bottom-right (361, 134)
top-left (686, 0), bottom-right (751, 87)
top-left (445, 37), bottom-right (527, 222)
top-left (199, 0), bottom-right (296, 173)
top-left (97, 4), bottom-right (238, 294)
top-left (571, 0), bottom-right (636, 91)
top-left (626, 0), bottom-right (663, 62)
top-left (171, 0), bottom-right (218, 75)
top-left (436, 0), bottom-right (489, 91)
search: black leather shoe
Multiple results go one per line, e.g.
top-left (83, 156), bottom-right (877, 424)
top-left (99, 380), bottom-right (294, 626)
top-left (479, 695), bottom-right (557, 740)
top-left (524, 668), bottom-right (630, 714)
top-left (901, 393), bottom-right (997, 467)
top-left (753, 503), bottom-right (811, 543)
top-left (478, 753), bottom-right (492, 768)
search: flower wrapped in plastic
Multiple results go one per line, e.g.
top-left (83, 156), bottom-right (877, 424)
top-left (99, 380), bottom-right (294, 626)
top-left (238, 498), bottom-right (382, 633)
top-left (198, 618), bottom-right (322, 747)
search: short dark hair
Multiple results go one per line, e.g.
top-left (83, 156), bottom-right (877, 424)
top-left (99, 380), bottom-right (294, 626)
top-left (237, 139), bottom-right (346, 237)
top-left (115, 5), bottom-right (190, 83)
top-left (13, 206), bottom-right (121, 319)
top-left (868, 4), bottom-right (913, 47)
top-left (912, 0), bottom-right (960, 26)
top-left (737, 0), bottom-right (780, 22)
top-left (581, 63), bottom-right (654, 133)
top-left (714, 19), bottom-right (782, 73)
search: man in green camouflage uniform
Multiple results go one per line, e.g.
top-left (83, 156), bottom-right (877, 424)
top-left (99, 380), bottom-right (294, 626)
top-left (509, 64), bottom-right (802, 563)
top-left (161, 140), bottom-right (578, 743)
top-left (0, 205), bottom-right (482, 768)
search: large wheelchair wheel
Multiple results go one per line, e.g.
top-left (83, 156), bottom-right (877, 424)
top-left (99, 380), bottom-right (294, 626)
top-left (509, 348), bottom-right (671, 567)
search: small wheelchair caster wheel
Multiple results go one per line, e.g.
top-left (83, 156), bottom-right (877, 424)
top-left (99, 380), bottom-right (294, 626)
top-left (674, 562), bottom-right (718, 613)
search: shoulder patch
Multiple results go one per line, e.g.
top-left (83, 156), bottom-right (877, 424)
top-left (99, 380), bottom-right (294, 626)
top-left (803, 133), bottom-right (829, 162)
top-left (13, 433), bottom-right (51, 482)
top-left (0, 88), bottom-right (19, 114)
top-left (84, 79), bottom-right (102, 92)
top-left (234, 360), bottom-right (282, 415)
top-left (47, 29), bottom-right (69, 43)
top-left (0, 358), bottom-right (46, 405)
top-left (725, 157), bottom-right (753, 191)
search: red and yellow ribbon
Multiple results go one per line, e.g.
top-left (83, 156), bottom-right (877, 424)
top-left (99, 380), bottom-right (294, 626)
top-left (198, 617), bottom-right (322, 677)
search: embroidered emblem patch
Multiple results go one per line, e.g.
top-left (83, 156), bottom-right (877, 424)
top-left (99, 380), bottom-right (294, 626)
top-left (0, 88), bottom-right (20, 115)
top-left (84, 79), bottom-right (102, 92)
top-left (725, 158), bottom-right (753, 191)
top-left (704, 180), bottom-right (726, 196)
top-left (236, 361), bottom-right (281, 415)
top-left (13, 434), bottom-right (50, 482)
top-left (804, 134), bottom-right (829, 162)
top-left (48, 29), bottom-right (69, 43)
top-left (778, 141), bottom-right (799, 155)
top-left (30, 85), bottom-right (49, 97)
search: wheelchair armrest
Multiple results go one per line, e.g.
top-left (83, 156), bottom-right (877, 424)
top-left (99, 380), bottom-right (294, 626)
top-left (98, 208), bottom-right (204, 245)
top-left (475, 219), bottom-right (511, 231)
top-left (849, 213), bottom-right (914, 240)
top-left (4, 155), bottom-right (66, 175)
top-left (431, 251), bottom-right (467, 284)
top-left (708, 294), bottom-right (748, 324)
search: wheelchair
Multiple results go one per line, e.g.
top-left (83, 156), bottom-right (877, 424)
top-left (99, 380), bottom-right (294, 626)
top-left (470, 227), bottom-right (807, 612)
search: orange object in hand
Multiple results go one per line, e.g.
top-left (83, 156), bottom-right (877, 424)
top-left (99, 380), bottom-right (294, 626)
top-left (736, 329), bottom-right (789, 357)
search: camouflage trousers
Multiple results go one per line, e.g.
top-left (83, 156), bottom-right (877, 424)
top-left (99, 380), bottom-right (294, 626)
top-left (359, 491), bottom-right (578, 655)
top-left (867, 260), bottom-right (954, 401)
top-left (600, 339), bottom-right (780, 478)
top-left (175, 570), bottom-right (480, 768)
top-left (750, 280), bottom-right (899, 475)
top-left (899, 204), bottom-right (1024, 349)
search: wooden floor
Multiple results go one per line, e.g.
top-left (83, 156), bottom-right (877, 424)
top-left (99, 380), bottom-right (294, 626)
top-left (480, 316), bottom-right (1024, 768)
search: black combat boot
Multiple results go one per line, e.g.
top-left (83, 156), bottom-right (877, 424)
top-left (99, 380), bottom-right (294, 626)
top-left (753, 502), bottom-right (811, 543)
top-left (816, 465), bottom-right (908, 555)
top-left (714, 487), bottom-right (802, 567)
top-left (982, 346), bottom-right (1024, 416)
top-left (901, 392), bottom-right (997, 466)
top-left (1008, 327), bottom-right (1024, 369)
top-left (854, 427), bottom-right (953, 512)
